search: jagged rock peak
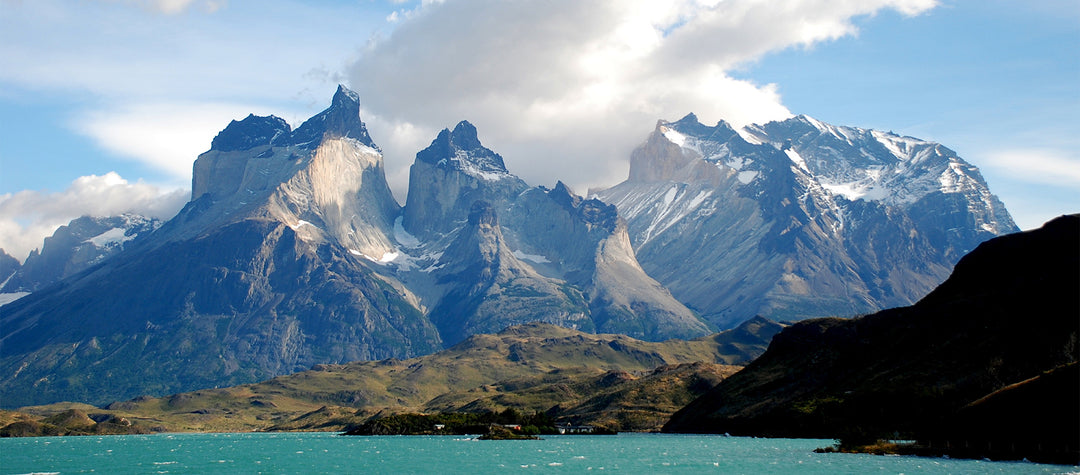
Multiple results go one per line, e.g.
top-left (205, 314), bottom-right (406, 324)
top-left (210, 114), bottom-right (291, 152)
top-left (450, 120), bottom-right (483, 150)
top-left (468, 200), bottom-right (499, 227)
top-left (416, 120), bottom-right (509, 176)
top-left (548, 181), bottom-right (618, 231)
top-left (0, 248), bottom-right (20, 278)
top-left (661, 113), bottom-right (739, 141)
top-left (331, 83), bottom-right (361, 109)
top-left (1, 213), bottom-right (161, 294)
top-left (291, 84), bottom-right (378, 150)
top-left (549, 181), bottom-right (582, 209)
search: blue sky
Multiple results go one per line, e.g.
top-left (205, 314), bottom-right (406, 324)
top-left (0, 0), bottom-right (1077, 259)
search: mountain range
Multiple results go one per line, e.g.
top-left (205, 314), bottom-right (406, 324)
top-left (0, 214), bottom-right (160, 298)
top-left (595, 113), bottom-right (1016, 328)
top-left (0, 85), bottom-right (1015, 407)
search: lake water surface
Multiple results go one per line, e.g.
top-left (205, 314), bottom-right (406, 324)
top-left (2, 432), bottom-right (1076, 474)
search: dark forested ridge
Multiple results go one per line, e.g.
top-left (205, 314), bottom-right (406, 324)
top-left (664, 214), bottom-right (1079, 464)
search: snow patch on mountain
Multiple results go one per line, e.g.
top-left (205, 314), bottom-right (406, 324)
top-left (719, 147), bottom-right (746, 170)
top-left (736, 126), bottom-right (763, 145)
top-left (85, 227), bottom-right (136, 247)
top-left (663, 186), bottom-right (678, 206)
top-left (737, 171), bottom-right (758, 184)
top-left (633, 186), bottom-right (716, 245)
top-left (351, 249), bottom-right (403, 265)
top-left (450, 150), bottom-right (512, 181)
top-left (784, 149), bottom-right (809, 173)
top-left (290, 220), bottom-right (316, 231)
top-left (819, 181), bottom-right (888, 202)
top-left (0, 292), bottom-right (29, 306)
top-left (394, 216), bottom-right (421, 248)
top-left (687, 190), bottom-right (713, 209)
top-left (512, 249), bottom-right (550, 264)
top-left (661, 126), bottom-right (688, 147)
top-left (0, 271), bottom-right (26, 306)
top-left (801, 115), bottom-right (862, 144)
top-left (871, 130), bottom-right (923, 160)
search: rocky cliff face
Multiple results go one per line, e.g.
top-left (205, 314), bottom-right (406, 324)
top-left (0, 250), bottom-right (18, 284)
top-left (596, 114), bottom-right (1018, 329)
top-left (426, 201), bottom-right (592, 344)
top-left (186, 84), bottom-right (400, 260)
top-left (508, 183), bottom-right (708, 340)
top-left (0, 86), bottom-right (442, 407)
top-left (394, 122), bottom-right (711, 344)
top-left (402, 120), bottom-right (528, 240)
top-left (0, 250), bottom-right (23, 306)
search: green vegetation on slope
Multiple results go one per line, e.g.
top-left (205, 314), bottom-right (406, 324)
top-left (0, 408), bottom-right (150, 437)
top-left (3, 319), bottom-right (777, 435)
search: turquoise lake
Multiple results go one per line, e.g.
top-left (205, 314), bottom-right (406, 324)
top-left (1, 432), bottom-right (1076, 474)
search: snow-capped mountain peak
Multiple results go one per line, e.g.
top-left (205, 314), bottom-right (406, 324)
top-left (664, 114), bottom-right (1012, 225)
top-left (291, 84), bottom-right (378, 150)
top-left (416, 120), bottom-right (513, 181)
top-left (597, 112), bottom-right (1018, 329)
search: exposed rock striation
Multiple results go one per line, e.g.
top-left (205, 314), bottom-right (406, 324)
top-left (427, 200), bottom-right (591, 344)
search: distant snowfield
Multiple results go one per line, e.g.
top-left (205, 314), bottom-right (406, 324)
top-left (512, 249), bottom-right (550, 264)
top-left (393, 216), bottom-right (421, 248)
top-left (85, 227), bottom-right (135, 247)
top-left (0, 292), bottom-right (29, 306)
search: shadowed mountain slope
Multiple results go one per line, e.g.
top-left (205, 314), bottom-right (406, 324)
top-left (664, 214), bottom-right (1078, 462)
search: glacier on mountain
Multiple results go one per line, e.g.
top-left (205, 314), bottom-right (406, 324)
top-left (596, 113), bottom-right (1017, 329)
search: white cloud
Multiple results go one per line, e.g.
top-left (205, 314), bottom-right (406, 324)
top-left (348, 0), bottom-right (939, 196)
top-left (72, 102), bottom-right (283, 182)
top-left (967, 148), bottom-right (1080, 230)
top-left (0, 1), bottom-right (377, 103)
top-left (0, 0), bottom-right (389, 186)
top-left (91, 0), bottom-right (226, 15)
top-left (980, 148), bottom-right (1080, 187)
top-left (0, 0), bottom-right (949, 255)
top-left (0, 173), bottom-right (188, 261)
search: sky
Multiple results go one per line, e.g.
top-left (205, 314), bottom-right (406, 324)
top-left (0, 0), bottom-right (1077, 260)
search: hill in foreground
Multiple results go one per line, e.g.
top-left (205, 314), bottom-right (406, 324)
top-left (3, 318), bottom-right (779, 435)
top-left (664, 214), bottom-right (1079, 464)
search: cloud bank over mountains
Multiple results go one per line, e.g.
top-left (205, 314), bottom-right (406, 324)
top-left (0, 173), bottom-right (187, 261)
top-left (351, 0), bottom-right (938, 195)
top-left (0, 0), bottom-right (942, 258)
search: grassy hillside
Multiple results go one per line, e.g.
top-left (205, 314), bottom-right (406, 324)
top-left (4, 319), bottom-right (778, 435)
